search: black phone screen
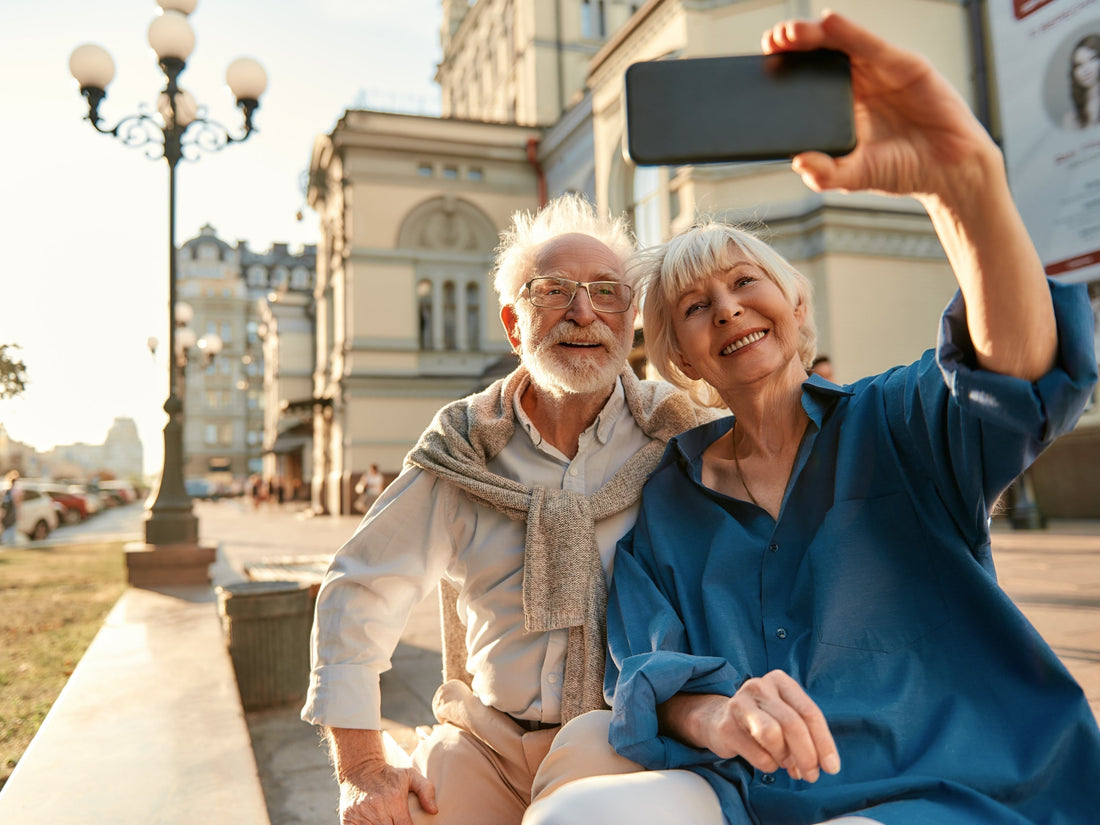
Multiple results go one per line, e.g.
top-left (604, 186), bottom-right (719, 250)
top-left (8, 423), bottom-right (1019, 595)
top-left (624, 50), bottom-right (856, 166)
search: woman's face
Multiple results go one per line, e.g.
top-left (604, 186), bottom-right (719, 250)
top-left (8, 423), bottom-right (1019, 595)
top-left (670, 248), bottom-right (806, 394)
top-left (1073, 44), bottom-right (1100, 90)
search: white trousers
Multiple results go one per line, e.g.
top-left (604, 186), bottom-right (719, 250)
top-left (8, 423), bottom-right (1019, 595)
top-left (523, 710), bottom-right (883, 825)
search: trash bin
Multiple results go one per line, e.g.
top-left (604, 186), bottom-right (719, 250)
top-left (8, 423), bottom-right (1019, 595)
top-left (217, 580), bottom-right (313, 711)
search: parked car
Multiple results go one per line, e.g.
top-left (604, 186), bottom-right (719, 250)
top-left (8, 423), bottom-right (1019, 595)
top-left (99, 480), bottom-right (139, 505)
top-left (185, 478), bottom-right (216, 500)
top-left (21, 481), bottom-right (90, 524)
top-left (7, 487), bottom-right (60, 541)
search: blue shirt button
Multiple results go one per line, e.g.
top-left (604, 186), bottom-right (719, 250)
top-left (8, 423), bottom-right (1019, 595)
top-left (768, 542), bottom-right (778, 552)
top-left (761, 773), bottom-right (776, 785)
top-left (775, 627), bottom-right (788, 639)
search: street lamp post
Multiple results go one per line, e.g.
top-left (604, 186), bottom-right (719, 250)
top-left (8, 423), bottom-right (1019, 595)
top-left (70, 0), bottom-right (266, 585)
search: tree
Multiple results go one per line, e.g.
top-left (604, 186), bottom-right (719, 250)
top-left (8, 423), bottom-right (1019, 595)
top-left (0, 344), bottom-right (28, 400)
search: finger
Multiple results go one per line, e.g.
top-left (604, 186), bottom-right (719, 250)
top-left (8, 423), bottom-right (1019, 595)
top-left (761, 18), bottom-right (823, 54)
top-left (750, 692), bottom-right (818, 780)
top-left (791, 152), bottom-right (842, 192)
top-left (773, 677), bottom-right (840, 781)
top-left (407, 769), bottom-right (438, 816)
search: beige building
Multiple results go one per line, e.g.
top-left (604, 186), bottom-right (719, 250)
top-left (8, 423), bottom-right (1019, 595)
top-left (304, 0), bottom-right (1100, 516)
top-left (176, 225), bottom-right (315, 492)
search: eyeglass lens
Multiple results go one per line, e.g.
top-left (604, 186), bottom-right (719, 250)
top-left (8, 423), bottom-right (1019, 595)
top-left (527, 277), bottom-right (631, 311)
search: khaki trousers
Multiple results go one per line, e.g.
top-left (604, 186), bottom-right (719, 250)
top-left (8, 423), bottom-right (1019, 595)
top-left (407, 682), bottom-right (640, 825)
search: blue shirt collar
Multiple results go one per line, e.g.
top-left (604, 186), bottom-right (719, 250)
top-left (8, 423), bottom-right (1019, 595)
top-left (667, 375), bottom-right (853, 471)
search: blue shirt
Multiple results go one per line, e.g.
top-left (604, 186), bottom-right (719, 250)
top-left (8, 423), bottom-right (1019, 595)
top-left (606, 280), bottom-right (1100, 825)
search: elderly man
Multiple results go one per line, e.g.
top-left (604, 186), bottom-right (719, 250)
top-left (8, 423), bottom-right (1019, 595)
top-left (301, 193), bottom-right (713, 825)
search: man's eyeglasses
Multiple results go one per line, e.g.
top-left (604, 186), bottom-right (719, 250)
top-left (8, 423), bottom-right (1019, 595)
top-left (522, 276), bottom-right (634, 313)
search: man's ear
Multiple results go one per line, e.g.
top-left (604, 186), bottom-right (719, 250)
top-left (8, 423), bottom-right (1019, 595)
top-left (501, 305), bottom-right (522, 351)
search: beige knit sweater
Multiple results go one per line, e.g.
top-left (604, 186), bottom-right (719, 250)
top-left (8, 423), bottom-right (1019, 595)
top-left (405, 366), bottom-right (717, 722)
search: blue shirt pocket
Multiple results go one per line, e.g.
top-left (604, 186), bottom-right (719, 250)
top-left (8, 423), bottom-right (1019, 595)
top-left (808, 492), bottom-right (949, 653)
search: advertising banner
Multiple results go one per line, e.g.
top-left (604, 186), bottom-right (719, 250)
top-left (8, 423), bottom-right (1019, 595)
top-left (988, 0), bottom-right (1100, 282)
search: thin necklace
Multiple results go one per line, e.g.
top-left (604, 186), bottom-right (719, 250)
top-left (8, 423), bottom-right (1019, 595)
top-left (731, 421), bottom-right (760, 507)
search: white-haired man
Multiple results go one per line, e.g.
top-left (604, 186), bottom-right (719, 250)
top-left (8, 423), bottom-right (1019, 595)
top-left (301, 193), bottom-right (714, 824)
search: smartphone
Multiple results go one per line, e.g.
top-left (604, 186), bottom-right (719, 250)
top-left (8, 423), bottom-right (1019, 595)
top-left (623, 49), bottom-right (855, 166)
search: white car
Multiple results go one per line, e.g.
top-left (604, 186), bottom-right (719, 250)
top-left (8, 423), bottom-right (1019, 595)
top-left (3, 486), bottom-right (60, 542)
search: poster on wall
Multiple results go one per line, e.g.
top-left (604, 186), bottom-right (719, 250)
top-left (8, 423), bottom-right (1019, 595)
top-left (988, 0), bottom-right (1100, 282)
top-left (989, 0), bottom-right (1100, 380)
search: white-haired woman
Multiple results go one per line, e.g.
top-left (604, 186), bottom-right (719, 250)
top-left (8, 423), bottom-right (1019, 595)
top-left (524, 12), bottom-right (1100, 825)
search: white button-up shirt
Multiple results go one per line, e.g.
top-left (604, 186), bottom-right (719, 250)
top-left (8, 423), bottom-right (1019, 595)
top-left (301, 378), bottom-right (654, 730)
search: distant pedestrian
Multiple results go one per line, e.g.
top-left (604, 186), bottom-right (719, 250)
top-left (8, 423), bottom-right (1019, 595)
top-left (249, 474), bottom-right (264, 510)
top-left (1, 470), bottom-right (24, 547)
top-left (810, 353), bottom-right (835, 381)
top-left (354, 463), bottom-right (384, 514)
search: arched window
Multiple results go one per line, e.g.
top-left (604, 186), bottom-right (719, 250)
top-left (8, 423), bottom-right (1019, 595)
top-left (466, 282), bottom-right (480, 350)
top-left (417, 280), bottom-right (433, 350)
top-left (291, 266), bottom-right (311, 290)
top-left (247, 266), bottom-right (267, 287)
top-left (443, 281), bottom-right (457, 350)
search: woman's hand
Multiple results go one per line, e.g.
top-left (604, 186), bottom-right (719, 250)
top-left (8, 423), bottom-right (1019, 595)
top-left (764, 11), bottom-right (1057, 381)
top-left (762, 11), bottom-right (1000, 205)
top-left (659, 671), bottom-right (841, 783)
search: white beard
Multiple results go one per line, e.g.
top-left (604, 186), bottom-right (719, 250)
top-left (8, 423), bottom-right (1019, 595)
top-left (518, 316), bottom-right (631, 398)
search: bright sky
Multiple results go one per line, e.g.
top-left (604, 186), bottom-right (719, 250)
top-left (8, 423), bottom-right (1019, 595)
top-left (0, 0), bottom-right (443, 476)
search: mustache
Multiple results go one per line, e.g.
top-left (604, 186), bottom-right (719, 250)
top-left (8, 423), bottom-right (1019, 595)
top-left (539, 320), bottom-right (619, 349)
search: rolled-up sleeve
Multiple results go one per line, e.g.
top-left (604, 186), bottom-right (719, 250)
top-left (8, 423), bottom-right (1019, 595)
top-left (606, 513), bottom-right (742, 770)
top-left (935, 278), bottom-right (1097, 444)
top-left (889, 278), bottom-right (1099, 531)
top-left (301, 468), bottom-right (460, 729)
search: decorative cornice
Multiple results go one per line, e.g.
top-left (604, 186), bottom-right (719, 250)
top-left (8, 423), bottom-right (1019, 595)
top-left (756, 206), bottom-right (946, 262)
top-left (347, 246), bottom-right (495, 267)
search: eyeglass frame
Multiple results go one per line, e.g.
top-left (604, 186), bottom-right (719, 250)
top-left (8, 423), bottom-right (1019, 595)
top-left (520, 276), bottom-right (635, 314)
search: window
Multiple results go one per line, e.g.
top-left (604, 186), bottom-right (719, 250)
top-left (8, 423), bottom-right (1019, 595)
top-left (205, 425), bottom-right (218, 446)
top-left (418, 280), bottom-right (433, 350)
top-left (291, 266), bottom-right (311, 290)
top-left (466, 282), bottom-right (481, 349)
top-left (247, 266), bottom-right (267, 287)
top-left (581, 0), bottom-right (605, 39)
top-left (418, 162), bottom-right (434, 177)
top-left (442, 166), bottom-right (459, 180)
top-left (272, 267), bottom-right (289, 288)
top-left (443, 281), bottom-right (457, 350)
top-left (467, 167), bottom-right (484, 181)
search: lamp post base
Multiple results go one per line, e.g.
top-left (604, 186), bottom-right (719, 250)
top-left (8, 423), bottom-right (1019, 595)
top-left (125, 540), bottom-right (217, 588)
top-left (144, 506), bottom-right (199, 546)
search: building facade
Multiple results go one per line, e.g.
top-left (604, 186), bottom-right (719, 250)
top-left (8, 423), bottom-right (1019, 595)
top-left (303, 0), bottom-right (1100, 516)
top-left (175, 225), bottom-right (315, 493)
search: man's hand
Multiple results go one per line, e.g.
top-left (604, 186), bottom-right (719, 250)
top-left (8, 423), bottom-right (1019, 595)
top-left (659, 671), bottom-right (840, 783)
top-left (327, 727), bottom-right (438, 824)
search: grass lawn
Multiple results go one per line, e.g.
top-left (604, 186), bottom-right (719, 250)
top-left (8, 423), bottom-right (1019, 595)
top-left (0, 541), bottom-right (127, 790)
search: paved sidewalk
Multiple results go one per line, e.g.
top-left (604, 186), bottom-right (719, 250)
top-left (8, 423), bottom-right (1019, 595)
top-left (197, 500), bottom-right (443, 825)
top-left (199, 501), bottom-right (1100, 824)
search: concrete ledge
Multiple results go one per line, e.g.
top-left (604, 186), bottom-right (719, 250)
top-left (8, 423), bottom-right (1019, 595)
top-left (0, 585), bottom-right (271, 825)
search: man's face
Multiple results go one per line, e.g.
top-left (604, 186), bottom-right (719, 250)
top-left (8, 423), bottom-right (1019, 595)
top-left (503, 233), bottom-right (636, 398)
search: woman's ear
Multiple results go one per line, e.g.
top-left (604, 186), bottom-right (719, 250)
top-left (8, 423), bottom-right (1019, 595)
top-left (677, 351), bottom-right (701, 381)
top-left (501, 305), bottom-right (522, 351)
top-left (794, 300), bottom-right (808, 327)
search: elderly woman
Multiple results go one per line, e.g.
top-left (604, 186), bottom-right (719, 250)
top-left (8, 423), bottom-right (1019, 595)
top-left (523, 11), bottom-right (1100, 825)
